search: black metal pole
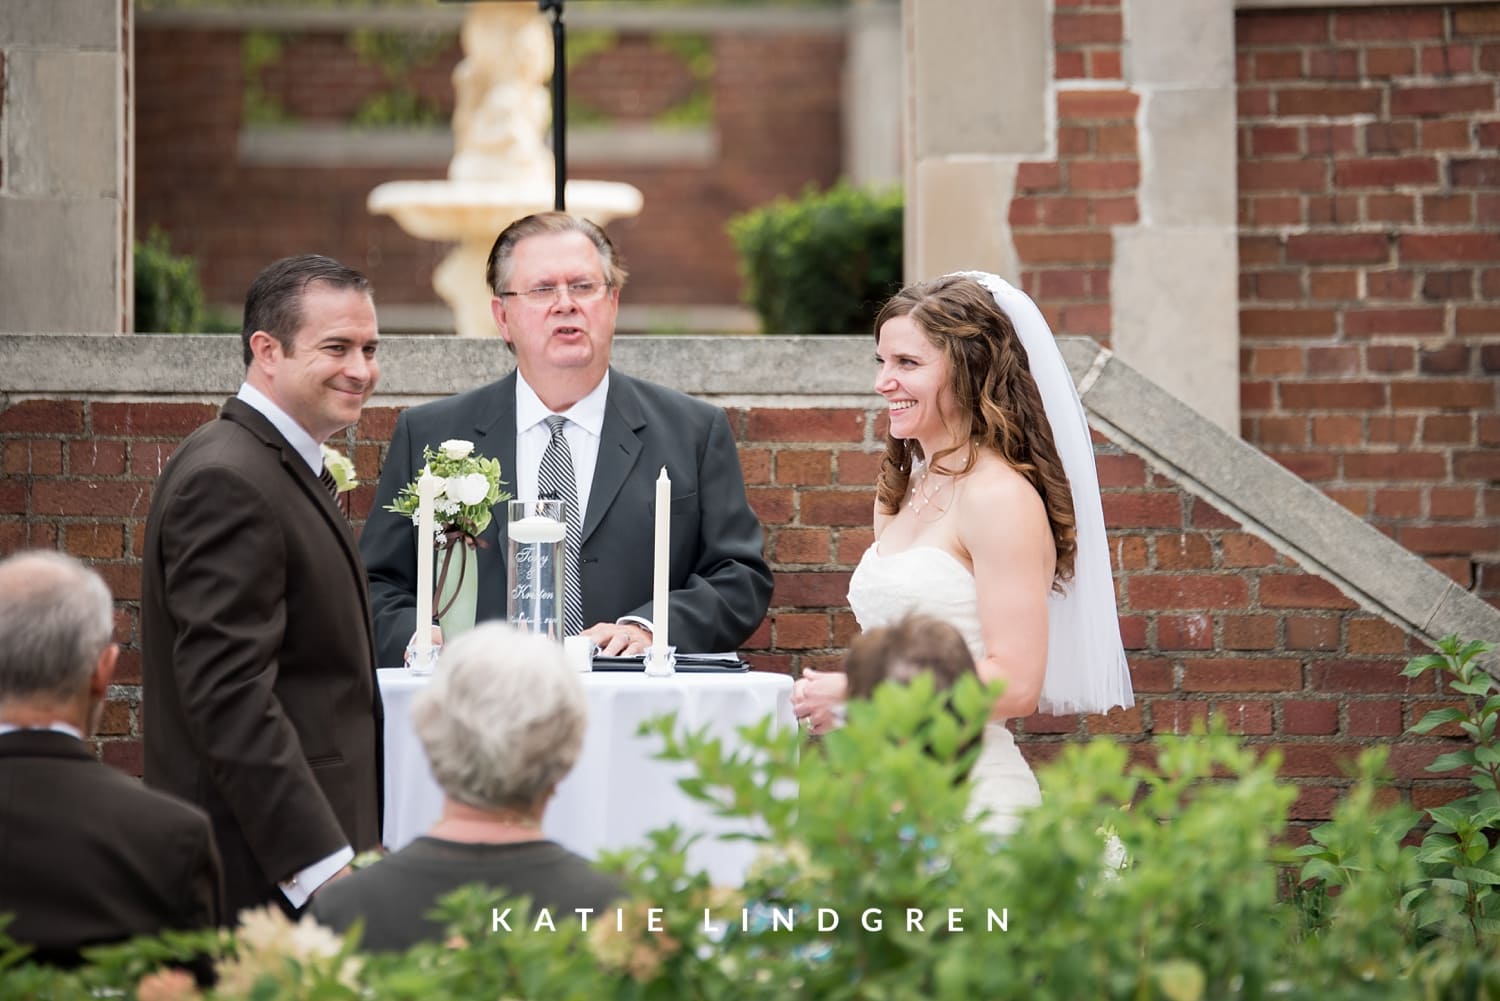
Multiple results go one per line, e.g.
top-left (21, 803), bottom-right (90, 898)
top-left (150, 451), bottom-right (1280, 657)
top-left (541, 0), bottom-right (565, 211)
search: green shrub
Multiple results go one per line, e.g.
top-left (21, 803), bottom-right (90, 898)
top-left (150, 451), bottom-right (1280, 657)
top-left (9, 642), bottom-right (1500, 1000)
top-left (134, 228), bottom-right (207, 334)
top-left (728, 181), bottom-right (903, 335)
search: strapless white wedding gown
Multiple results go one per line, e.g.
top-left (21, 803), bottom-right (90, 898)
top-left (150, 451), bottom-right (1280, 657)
top-left (847, 544), bottom-right (1042, 837)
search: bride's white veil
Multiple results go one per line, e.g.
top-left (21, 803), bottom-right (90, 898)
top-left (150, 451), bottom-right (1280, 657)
top-left (949, 271), bottom-right (1133, 715)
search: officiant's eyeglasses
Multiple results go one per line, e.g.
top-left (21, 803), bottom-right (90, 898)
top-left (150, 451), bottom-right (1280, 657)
top-left (500, 281), bottom-right (611, 305)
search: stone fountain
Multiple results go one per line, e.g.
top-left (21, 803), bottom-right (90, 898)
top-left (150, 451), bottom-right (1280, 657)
top-left (369, 3), bottom-right (643, 338)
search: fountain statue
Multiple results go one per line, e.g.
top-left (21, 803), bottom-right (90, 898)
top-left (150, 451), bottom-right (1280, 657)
top-left (369, 3), bottom-right (643, 338)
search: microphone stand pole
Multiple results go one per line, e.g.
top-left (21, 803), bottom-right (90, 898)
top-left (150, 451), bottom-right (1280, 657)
top-left (540, 0), bottom-right (566, 211)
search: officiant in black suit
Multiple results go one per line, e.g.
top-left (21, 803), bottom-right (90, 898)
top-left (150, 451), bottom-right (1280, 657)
top-left (362, 212), bottom-right (773, 668)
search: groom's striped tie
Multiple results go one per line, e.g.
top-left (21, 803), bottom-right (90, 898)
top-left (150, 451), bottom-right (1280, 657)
top-left (317, 466), bottom-right (340, 501)
top-left (538, 415), bottom-right (585, 637)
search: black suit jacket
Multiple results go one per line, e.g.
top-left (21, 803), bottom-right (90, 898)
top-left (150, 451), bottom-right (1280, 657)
top-left (141, 398), bottom-right (382, 919)
top-left (0, 730), bottom-right (222, 964)
top-left (361, 369), bottom-right (773, 668)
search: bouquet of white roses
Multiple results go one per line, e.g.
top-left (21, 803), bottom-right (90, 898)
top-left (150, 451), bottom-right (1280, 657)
top-left (385, 439), bottom-right (509, 545)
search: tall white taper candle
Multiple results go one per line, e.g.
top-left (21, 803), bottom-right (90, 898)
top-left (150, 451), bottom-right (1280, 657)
top-left (653, 466), bottom-right (670, 657)
top-left (413, 467), bottom-right (441, 660)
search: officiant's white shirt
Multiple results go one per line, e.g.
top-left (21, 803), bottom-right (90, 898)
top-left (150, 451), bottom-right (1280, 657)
top-left (513, 369), bottom-right (607, 518)
top-left (513, 371), bottom-right (653, 635)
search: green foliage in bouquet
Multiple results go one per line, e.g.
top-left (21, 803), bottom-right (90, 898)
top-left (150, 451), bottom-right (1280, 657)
top-left (383, 440), bottom-right (508, 542)
top-left (728, 181), bottom-right (903, 335)
top-left (9, 639), bottom-right (1500, 1001)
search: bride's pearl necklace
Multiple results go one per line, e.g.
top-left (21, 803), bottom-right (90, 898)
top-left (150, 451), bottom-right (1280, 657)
top-left (906, 462), bottom-right (952, 517)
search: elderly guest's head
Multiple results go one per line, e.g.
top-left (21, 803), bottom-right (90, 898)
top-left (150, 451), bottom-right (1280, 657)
top-left (0, 551), bottom-right (118, 731)
top-left (844, 613), bottom-right (982, 780)
top-left (412, 622), bottom-right (587, 816)
top-left (844, 613), bottom-right (977, 702)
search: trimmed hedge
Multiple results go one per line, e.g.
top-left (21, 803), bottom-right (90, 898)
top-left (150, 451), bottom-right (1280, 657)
top-left (728, 182), bottom-right (902, 335)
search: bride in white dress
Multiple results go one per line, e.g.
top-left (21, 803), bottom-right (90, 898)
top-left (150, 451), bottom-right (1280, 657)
top-left (793, 273), bottom-right (1133, 837)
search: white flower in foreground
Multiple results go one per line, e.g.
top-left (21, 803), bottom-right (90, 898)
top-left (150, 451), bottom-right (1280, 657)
top-left (440, 439), bottom-right (475, 460)
top-left (451, 472), bottom-right (491, 506)
top-left (215, 905), bottom-right (360, 994)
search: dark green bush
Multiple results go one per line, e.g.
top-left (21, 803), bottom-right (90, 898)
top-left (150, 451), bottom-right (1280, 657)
top-left (134, 228), bottom-right (207, 334)
top-left (10, 641), bottom-right (1500, 1000)
top-left (728, 181), bottom-right (903, 335)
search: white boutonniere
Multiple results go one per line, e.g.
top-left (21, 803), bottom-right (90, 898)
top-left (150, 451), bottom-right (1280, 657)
top-left (320, 445), bottom-right (359, 494)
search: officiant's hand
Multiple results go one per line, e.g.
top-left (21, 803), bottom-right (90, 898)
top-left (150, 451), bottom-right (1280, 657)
top-left (583, 622), bottom-right (651, 656)
top-left (793, 668), bottom-right (848, 735)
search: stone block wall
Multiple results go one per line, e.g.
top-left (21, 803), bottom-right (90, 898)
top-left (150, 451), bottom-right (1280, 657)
top-left (1235, 4), bottom-right (1500, 605)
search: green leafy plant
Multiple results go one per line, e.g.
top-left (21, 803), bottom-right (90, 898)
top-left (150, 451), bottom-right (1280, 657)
top-left (134, 228), bottom-right (207, 334)
top-left (241, 29), bottom-right (291, 126)
top-left (349, 28), bottom-right (448, 129)
top-left (728, 181), bottom-right (904, 334)
top-left (1401, 636), bottom-right (1500, 944)
top-left (12, 647), bottom-right (1500, 1000)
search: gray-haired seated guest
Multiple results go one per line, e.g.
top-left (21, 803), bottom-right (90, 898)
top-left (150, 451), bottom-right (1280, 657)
top-left (0, 551), bottom-right (223, 966)
top-left (311, 622), bottom-right (621, 951)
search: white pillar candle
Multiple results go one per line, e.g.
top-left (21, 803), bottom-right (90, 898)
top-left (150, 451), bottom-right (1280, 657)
top-left (413, 467), bottom-right (442, 660)
top-left (653, 466), bottom-right (670, 657)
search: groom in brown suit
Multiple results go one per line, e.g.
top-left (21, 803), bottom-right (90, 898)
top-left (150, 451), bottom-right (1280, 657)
top-left (142, 255), bottom-right (383, 920)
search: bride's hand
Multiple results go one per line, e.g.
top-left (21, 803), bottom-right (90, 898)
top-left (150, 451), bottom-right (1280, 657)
top-left (792, 668), bottom-right (848, 735)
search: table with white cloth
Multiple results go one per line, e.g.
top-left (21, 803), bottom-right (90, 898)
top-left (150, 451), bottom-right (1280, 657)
top-left (378, 667), bottom-right (795, 886)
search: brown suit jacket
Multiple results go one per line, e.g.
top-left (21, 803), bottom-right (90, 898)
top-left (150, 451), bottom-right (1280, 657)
top-left (141, 397), bottom-right (382, 919)
top-left (0, 730), bottom-right (222, 964)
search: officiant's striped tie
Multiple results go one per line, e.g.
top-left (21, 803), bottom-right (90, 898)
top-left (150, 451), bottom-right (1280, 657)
top-left (538, 415), bottom-right (585, 637)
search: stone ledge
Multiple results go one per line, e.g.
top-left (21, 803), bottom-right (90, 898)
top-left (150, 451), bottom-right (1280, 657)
top-left (238, 122), bottom-right (717, 170)
top-left (137, 4), bottom-right (849, 34)
top-left (0, 333), bottom-right (876, 399)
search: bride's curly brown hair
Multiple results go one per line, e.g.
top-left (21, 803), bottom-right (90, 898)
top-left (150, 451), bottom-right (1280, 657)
top-left (873, 275), bottom-right (1077, 587)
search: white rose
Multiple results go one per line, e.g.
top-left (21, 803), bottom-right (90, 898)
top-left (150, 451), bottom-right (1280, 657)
top-left (440, 439), bottom-right (474, 460)
top-left (452, 472), bottom-right (491, 506)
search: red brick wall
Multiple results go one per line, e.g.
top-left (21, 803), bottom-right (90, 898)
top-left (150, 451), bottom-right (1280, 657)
top-left (1008, 1), bottom-right (1139, 345)
top-left (1235, 4), bottom-right (1500, 606)
top-left (133, 23), bottom-right (843, 310)
top-left (135, 27), bottom-right (454, 311)
top-left (0, 395), bottom-right (1457, 832)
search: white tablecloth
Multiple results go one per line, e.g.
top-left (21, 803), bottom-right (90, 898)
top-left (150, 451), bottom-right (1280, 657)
top-left (378, 667), bottom-right (794, 886)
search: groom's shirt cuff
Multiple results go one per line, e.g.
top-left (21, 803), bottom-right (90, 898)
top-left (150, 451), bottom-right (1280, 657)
top-left (279, 845), bottom-right (354, 909)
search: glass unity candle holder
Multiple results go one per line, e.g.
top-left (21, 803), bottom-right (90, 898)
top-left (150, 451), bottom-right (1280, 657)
top-left (506, 498), bottom-right (567, 642)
